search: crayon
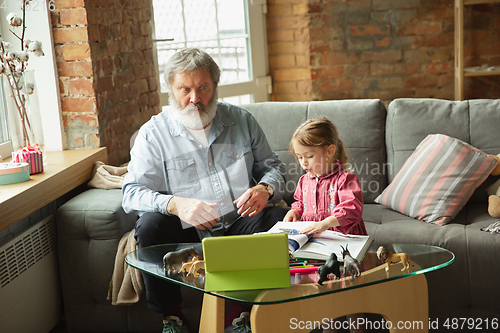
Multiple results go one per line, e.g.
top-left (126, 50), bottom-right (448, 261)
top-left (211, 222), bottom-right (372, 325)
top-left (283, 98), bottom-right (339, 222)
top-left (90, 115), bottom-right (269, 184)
top-left (289, 266), bottom-right (319, 275)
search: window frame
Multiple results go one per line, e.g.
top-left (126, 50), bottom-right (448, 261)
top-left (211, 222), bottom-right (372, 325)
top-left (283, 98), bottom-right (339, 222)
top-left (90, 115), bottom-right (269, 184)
top-left (0, 5), bottom-right (63, 157)
top-left (152, 0), bottom-right (271, 108)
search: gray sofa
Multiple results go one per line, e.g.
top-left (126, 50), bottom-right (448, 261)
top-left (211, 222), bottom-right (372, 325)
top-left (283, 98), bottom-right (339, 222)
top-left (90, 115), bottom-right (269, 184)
top-left (56, 98), bottom-right (500, 332)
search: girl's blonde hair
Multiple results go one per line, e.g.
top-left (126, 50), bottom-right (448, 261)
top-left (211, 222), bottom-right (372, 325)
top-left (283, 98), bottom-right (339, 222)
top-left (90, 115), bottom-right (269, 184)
top-left (290, 117), bottom-right (349, 166)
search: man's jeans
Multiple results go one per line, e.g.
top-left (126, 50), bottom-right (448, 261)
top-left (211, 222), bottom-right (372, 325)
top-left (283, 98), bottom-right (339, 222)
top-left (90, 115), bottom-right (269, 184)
top-left (134, 206), bottom-right (288, 314)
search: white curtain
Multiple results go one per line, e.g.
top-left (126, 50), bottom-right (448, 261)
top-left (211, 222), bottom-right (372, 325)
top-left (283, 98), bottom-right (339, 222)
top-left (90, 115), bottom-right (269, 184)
top-left (4, 70), bottom-right (43, 151)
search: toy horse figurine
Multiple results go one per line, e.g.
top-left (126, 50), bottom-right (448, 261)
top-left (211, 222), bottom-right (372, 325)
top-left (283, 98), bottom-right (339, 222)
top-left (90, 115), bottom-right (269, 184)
top-left (188, 259), bottom-right (205, 278)
top-left (178, 256), bottom-right (199, 274)
top-left (317, 252), bottom-right (341, 285)
top-left (340, 245), bottom-right (360, 280)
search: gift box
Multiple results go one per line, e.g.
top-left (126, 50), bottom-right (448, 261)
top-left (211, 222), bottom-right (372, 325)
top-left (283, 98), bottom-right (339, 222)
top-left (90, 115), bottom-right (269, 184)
top-left (12, 145), bottom-right (44, 175)
top-left (0, 163), bottom-right (30, 185)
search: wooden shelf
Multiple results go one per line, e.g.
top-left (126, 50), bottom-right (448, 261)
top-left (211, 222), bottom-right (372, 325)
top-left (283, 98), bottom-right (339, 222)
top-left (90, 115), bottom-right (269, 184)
top-left (464, 65), bottom-right (500, 77)
top-left (464, 0), bottom-right (500, 4)
top-left (0, 147), bottom-right (108, 232)
top-left (454, 0), bottom-right (500, 100)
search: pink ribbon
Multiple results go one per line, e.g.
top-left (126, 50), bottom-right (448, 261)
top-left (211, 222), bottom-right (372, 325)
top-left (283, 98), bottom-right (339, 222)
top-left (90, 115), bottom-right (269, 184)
top-left (23, 144), bottom-right (40, 152)
top-left (12, 144), bottom-right (41, 164)
top-left (12, 149), bottom-right (30, 163)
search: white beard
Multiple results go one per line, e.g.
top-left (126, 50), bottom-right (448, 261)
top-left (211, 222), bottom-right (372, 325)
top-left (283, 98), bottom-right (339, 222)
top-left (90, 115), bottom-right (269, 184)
top-left (169, 89), bottom-right (218, 130)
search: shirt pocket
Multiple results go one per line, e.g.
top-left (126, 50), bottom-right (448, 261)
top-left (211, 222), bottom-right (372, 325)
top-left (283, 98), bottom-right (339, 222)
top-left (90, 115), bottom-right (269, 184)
top-left (165, 157), bottom-right (201, 197)
top-left (222, 145), bottom-right (252, 162)
top-left (221, 146), bottom-right (253, 198)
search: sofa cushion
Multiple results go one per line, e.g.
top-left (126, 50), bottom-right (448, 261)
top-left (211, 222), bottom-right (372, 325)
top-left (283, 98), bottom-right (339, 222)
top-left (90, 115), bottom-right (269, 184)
top-left (375, 134), bottom-right (498, 225)
top-left (386, 98), bottom-right (500, 205)
top-left (243, 99), bottom-right (387, 205)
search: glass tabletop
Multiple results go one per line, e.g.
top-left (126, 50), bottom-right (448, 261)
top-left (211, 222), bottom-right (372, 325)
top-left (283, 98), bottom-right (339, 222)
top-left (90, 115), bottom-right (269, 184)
top-left (125, 242), bottom-right (454, 305)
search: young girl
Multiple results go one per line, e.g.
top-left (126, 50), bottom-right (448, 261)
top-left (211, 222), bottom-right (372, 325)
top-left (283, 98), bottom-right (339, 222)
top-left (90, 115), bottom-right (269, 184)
top-left (285, 117), bottom-right (367, 333)
top-left (283, 117), bottom-right (367, 236)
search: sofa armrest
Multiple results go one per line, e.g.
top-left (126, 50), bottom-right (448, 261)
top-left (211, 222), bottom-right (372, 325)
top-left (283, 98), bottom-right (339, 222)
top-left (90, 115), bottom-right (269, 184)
top-left (56, 189), bottom-right (136, 241)
top-left (56, 189), bottom-right (144, 332)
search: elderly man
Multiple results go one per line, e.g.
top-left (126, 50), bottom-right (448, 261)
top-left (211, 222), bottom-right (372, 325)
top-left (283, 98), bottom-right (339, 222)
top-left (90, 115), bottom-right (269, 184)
top-left (122, 48), bottom-right (287, 333)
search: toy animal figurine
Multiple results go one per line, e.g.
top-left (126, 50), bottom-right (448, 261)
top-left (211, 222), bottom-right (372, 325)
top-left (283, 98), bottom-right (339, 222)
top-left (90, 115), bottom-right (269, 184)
top-left (376, 246), bottom-right (411, 272)
top-left (163, 247), bottom-right (198, 272)
top-left (317, 253), bottom-right (341, 285)
top-left (178, 256), bottom-right (199, 274)
top-left (187, 259), bottom-right (205, 278)
top-left (340, 245), bottom-right (360, 280)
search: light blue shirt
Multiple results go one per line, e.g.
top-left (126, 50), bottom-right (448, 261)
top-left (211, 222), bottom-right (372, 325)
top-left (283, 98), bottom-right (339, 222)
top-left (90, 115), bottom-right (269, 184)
top-left (122, 102), bottom-right (285, 237)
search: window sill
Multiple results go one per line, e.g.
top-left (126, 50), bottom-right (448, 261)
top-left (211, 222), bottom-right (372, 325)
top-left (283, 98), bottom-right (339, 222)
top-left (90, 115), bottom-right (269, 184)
top-left (0, 147), bottom-right (108, 232)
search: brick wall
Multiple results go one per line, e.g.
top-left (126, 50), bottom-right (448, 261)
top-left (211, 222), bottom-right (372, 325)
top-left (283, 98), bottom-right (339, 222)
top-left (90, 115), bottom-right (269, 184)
top-left (267, 0), bottom-right (499, 103)
top-left (48, 0), bottom-right (498, 164)
top-left (51, 0), bottom-right (159, 166)
top-left (268, 0), bottom-right (313, 101)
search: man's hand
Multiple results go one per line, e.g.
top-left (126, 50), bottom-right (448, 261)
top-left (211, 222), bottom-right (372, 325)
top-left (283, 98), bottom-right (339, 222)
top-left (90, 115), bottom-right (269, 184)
top-left (233, 184), bottom-right (270, 217)
top-left (167, 197), bottom-right (220, 230)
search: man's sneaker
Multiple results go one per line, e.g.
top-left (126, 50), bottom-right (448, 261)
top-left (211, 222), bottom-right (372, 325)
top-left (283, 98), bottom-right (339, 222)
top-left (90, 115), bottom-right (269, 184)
top-left (224, 312), bottom-right (251, 333)
top-left (162, 316), bottom-right (188, 333)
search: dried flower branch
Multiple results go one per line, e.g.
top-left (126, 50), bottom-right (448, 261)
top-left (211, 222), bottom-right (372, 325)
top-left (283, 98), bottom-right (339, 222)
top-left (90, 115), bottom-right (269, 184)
top-left (0, 0), bottom-right (44, 148)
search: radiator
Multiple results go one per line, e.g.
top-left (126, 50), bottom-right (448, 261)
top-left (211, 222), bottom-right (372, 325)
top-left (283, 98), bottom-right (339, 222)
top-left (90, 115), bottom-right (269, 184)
top-left (0, 216), bottom-right (62, 333)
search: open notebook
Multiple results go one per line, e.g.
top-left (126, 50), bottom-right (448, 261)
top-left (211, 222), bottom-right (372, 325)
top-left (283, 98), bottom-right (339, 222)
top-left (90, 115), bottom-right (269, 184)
top-left (202, 233), bottom-right (291, 292)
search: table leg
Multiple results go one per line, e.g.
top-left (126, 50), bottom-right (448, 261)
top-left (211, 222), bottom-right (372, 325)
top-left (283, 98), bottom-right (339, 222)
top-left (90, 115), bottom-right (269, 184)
top-left (199, 293), bottom-right (225, 333)
top-left (250, 273), bottom-right (429, 332)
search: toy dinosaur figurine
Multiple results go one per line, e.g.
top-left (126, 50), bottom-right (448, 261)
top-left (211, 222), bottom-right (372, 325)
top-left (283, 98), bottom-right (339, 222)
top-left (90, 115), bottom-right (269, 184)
top-left (163, 247), bottom-right (198, 272)
top-left (340, 245), bottom-right (360, 280)
top-left (317, 252), bottom-right (341, 285)
top-left (376, 246), bottom-right (411, 272)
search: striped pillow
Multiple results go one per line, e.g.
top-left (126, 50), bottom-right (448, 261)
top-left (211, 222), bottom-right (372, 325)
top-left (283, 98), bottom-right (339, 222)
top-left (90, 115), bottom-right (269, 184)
top-left (375, 134), bottom-right (498, 225)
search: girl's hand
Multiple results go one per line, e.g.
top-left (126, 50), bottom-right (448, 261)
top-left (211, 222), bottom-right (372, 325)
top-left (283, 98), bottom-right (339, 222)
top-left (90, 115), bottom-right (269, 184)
top-left (283, 209), bottom-right (301, 222)
top-left (300, 220), bottom-right (330, 234)
top-left (300, 216), bottom-right (339, 234)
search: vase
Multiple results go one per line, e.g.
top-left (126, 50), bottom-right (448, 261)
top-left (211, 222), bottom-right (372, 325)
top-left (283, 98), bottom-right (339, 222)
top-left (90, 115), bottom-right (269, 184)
top-left (2, 70), bottom-right (44, 158)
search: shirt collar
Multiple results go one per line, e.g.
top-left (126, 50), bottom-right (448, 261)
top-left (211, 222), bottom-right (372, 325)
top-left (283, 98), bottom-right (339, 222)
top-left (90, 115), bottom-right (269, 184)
top-left (306, 160), bottom-right (343, 179)
top-left (211, 102), bottom-right (235, 137)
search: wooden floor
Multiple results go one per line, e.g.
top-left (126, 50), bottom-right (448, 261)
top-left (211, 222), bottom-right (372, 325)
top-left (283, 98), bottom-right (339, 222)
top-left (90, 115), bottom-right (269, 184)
top-left (47, 316), bottom-right (390, 333)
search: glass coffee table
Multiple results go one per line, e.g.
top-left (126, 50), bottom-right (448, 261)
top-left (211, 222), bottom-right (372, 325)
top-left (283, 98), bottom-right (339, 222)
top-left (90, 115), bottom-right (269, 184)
top-left (126, 243), bottom-right (454, 333)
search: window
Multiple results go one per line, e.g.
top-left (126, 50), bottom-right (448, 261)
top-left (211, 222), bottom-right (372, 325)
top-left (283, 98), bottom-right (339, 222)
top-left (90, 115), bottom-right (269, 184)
top-left (0, 23), bottom-right (12, 159)
top-left (0, 77), bottom-right (8, 136)
top-left (152, 0), bottom-right (271, 106)
top-left (0, 5), bottom-right (62, 158)
top-left (0, 85), bottom-right (10, 159)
